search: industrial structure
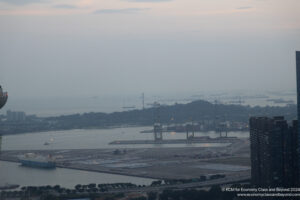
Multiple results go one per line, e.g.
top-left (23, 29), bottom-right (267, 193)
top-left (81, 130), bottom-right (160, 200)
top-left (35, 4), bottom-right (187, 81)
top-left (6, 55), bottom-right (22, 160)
top-left (216, 122), bottom-right (228, 138)
top-left (142, 93), bottom-right (145, 110)
top-left (153, 102), bottom-right (163, 141)
top-left (153, 123), bottom-right (163, 141)
top-left (186, 122), bottom-right (195, 140)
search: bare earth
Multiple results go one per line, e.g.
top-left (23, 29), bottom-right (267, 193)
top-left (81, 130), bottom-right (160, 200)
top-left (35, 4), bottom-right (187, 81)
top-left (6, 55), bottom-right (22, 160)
top-left (0, 138), bottom-right (250, 180)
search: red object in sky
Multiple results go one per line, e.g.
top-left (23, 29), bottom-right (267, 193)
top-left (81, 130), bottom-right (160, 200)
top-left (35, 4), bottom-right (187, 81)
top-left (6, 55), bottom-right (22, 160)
top-left (0, 86), bottom-right (8, 109)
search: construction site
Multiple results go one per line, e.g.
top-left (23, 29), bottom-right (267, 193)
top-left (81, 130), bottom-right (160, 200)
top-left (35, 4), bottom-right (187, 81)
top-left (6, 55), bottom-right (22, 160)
top-left (0, 136), bottom-right (250, 181)
top-left (0, 99), bottom-right (251, 184)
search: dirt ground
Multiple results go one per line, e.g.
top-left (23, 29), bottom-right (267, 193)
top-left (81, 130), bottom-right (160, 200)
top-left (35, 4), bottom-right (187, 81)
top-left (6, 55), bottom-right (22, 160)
top-left (0, 138), bottom-right (250, 179)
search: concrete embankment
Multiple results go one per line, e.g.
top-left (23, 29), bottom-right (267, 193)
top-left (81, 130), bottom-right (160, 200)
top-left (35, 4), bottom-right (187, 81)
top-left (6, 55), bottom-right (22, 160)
top-left (0, 156), bottom-right (156, 180)
top-left (110, 137), bottom-right (239, 145)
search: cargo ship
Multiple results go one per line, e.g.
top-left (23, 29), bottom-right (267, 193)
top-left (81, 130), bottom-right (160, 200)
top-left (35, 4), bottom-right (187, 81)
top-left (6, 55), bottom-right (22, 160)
top-left (18, 153), bottom-right (56, 169)
top-left (0, 184), bottom-right (20, 190)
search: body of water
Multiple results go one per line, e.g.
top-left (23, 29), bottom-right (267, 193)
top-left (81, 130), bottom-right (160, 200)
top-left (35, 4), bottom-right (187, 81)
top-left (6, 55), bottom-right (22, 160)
top-left (0, 126), bottom-right (249, 188)
top-left (0, 161), bottom-right (153, 189)
top-left (2, 126), bottom-right (249, 150)
top-left (2, 91), bottom-right (296, 117)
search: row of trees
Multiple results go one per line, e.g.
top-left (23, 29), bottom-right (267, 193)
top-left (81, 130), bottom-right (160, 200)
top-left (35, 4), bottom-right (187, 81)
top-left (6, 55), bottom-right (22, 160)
top-left (159, 185), bottom-right (246, 200)
top-left (1, 175), bottom-right (228, 198)
top-left (1, 99), bottom-right (296, 135)
top-left (150, 174), bottom-right (226, 186)
top-left (47, 100), bottom-right (297, 129)
top-left (1, 183), bottom-right (251, 200)
top-left (74, 182), bottom-right (143, 192)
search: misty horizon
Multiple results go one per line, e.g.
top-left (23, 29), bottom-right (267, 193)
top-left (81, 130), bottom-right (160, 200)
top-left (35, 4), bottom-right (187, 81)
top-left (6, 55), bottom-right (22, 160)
top-left (0, 0), bottom-right (299, 101)
top-left (0, 89), bottom-right (296, 117)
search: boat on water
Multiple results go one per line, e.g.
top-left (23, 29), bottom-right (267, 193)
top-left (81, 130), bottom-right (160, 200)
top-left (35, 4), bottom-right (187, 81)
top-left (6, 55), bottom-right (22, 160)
top-left (0, 184), bottom-right (19, 190)
top-left (18, 153), bottom-right (56, 169)
top-left (44, 138), bottom-right (54, 145)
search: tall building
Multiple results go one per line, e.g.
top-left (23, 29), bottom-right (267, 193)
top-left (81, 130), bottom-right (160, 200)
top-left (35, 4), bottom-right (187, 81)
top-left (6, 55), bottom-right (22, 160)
top-left (250, 52), bottom-right (300, 187)
top-left (250, 116), bottom-right (298, 187)
top-left (6, 110), bottom-right (26, 122)
top-left (296, 51), bottom-right (300, 183)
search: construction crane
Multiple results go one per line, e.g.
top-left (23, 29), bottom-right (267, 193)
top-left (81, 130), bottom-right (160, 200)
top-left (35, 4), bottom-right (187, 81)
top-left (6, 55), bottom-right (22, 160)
top-left (141, 93), bottom-right (145, 110)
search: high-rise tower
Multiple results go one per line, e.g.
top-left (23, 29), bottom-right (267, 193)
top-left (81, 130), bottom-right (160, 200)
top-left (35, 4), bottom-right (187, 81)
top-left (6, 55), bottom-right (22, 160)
top-left (249, 52), bottom-right (300, 187)
top-left (250, 117), bottom-right (298, 187)
top-left (296, 51), bottom-right (300, 183)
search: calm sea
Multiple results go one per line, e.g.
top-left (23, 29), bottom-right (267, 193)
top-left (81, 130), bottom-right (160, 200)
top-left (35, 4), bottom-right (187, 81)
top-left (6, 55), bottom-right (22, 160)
top-left (0, 126), bottom-right (249, 188)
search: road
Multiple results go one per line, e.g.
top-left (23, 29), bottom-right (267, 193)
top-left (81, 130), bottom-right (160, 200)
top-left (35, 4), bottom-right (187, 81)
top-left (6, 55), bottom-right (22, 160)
top-left (105, 173), bottom-right (250, 193)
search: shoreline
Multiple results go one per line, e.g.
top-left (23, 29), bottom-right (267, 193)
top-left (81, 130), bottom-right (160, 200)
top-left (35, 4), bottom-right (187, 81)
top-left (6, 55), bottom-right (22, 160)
top-left (0, 140), bottom-right (249, 181)
top-left (0, 126), bottom-right (249, 137)
top-left (0, 159), bottom-right (156, 181)
top-left (0, 125), bottom-right (150, 136)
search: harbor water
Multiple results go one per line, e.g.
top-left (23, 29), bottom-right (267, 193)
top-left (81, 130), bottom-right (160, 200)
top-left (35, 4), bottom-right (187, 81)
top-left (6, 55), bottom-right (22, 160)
top-left (2, 126), bottom-right (249, 150)
top-left (0, 126), bottom-right (249, 188)
top-left (0, 160), bottom-right (154, 188)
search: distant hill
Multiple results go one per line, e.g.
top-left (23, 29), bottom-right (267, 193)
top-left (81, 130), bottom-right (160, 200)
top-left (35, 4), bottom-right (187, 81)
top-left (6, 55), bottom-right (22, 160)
top-left (46, 100), bottom-right (297, 129)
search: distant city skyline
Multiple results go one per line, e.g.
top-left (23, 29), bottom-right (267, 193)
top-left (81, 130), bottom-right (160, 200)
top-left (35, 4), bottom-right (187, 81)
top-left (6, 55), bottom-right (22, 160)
top-left (0, 0), bottom-right (299, 99)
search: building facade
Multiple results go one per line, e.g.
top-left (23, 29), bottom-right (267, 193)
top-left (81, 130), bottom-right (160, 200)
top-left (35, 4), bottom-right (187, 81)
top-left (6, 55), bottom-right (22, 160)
top-left (296, 51), bottom-right (300, 184)
top-left (6, 110), bottom-right (26, 122)
top-left (250, 117), bottom-right (298, 187)
top-left (250, 51), bottom-right (300, 187)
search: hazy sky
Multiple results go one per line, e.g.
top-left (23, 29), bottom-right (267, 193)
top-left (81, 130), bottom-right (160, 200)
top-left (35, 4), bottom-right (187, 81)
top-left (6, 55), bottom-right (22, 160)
top-left (1, 0), bottom-right (300, 98)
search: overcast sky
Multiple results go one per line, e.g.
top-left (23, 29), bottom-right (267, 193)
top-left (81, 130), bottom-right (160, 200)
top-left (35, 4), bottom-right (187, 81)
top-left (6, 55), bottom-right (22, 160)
top-left (0, 0), bottom-right (300, 98)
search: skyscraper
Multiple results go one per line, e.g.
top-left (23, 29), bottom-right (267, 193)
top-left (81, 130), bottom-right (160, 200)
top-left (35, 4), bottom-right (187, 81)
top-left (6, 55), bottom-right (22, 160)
top-left (249, 52), bottom-right (300, 187)
top-left (296, 51), bottom-right (300, 184)
top-left (250, 116), bottom-right (298, 187)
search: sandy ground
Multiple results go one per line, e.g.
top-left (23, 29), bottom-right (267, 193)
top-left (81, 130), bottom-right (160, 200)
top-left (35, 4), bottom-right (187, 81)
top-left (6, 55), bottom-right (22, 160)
top-left (0, 138), bottom-right (250, 180)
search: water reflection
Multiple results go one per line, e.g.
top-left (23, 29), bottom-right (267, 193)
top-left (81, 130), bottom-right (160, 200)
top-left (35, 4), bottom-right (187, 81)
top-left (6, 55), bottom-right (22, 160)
top-left (2, 127), bottom-right (249, 150)
top-left (0, 161), bottom-right (154, 189)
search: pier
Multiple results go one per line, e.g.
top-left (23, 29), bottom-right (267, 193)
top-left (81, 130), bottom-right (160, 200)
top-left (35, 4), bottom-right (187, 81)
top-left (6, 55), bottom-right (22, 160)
top-left (109, 137), bottom-right (239, 145)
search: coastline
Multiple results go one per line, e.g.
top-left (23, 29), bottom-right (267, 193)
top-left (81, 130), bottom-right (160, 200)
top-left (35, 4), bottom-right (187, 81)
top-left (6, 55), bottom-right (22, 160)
top-left (0, 140), bottom-right (250, 181)
top-left (0, 124), bottom-right (147, 136)
top-left (0, 158), bottom-right (156, 182)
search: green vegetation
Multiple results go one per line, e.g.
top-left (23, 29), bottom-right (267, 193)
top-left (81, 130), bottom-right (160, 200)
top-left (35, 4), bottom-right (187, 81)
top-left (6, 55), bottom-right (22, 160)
top-left (159, 186), bottom-right (233, 200)
top-left (0, 100), bottom-right (296, 134)
top-left (0, 183), bottom-right (253, 200)
top-left (48, 100), bottom-right (296, 128)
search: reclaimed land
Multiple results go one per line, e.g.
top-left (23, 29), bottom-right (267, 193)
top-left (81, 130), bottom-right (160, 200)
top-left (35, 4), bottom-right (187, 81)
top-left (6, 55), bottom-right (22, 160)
top-left (0, 138), bottom-right (250, 180)
top-left (109, 137), bottom-right (239, 145)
